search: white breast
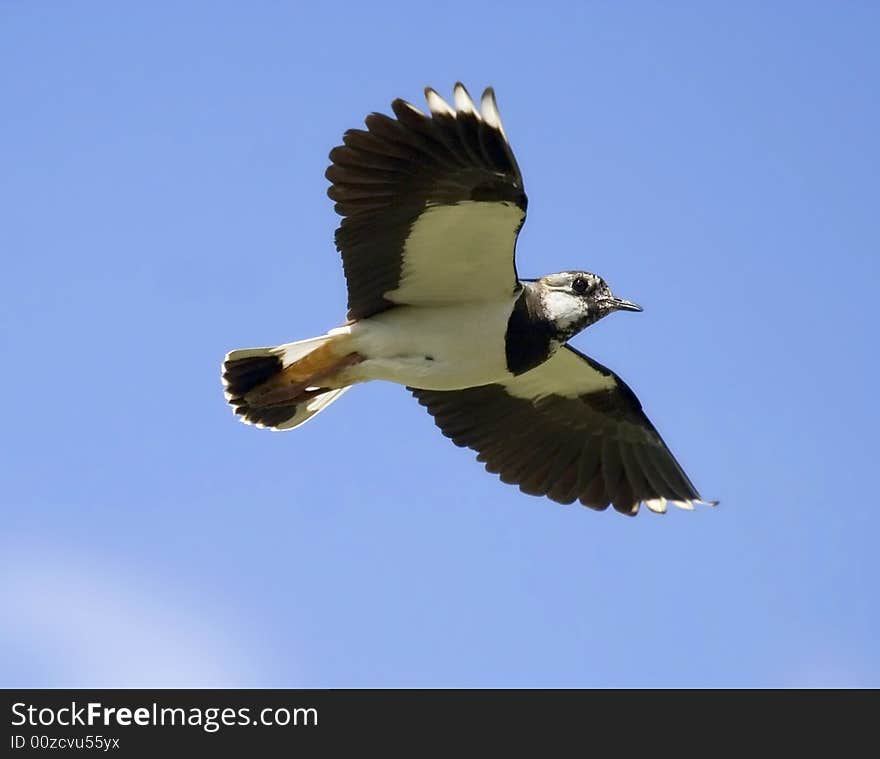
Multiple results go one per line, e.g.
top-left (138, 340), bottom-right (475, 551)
top-left (337, 298), bottom-right (518, 391)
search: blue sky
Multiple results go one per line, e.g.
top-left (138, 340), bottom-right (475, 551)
top-left (2, 2), bottom-right (877, 687)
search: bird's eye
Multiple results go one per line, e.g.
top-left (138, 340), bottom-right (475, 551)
top-left (572, 277), bottom-right (588, 295)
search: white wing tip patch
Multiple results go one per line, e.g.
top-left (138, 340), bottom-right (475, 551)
top-left (422, 84), bottom-right (508, 140)
top-left (642, 496), bottom-right (718, 515)
top-left (453, 82), bottom-right (480, 117)
top-left (671, 498), bottom-right (718, 512)
top-left (645, 497), bottom-right (667, 514)
top-left (480, 87), bottom-right (506, 136)
top-left (424, 87), bottom-right (455, 116)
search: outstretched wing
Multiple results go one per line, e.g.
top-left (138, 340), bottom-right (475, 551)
top-left (411, 346), bottom-right (715, 515)
top-left (326, 83), bottom-right (527, 320)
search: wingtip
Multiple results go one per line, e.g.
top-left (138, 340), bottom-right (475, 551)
top-left (453, 82), bottom-right (479, 116)
top-left (392, 97), bottom-right (424, 117)
top-left (481, 86), bottom-right (498, 112)
top-left (424, 86), bottom-right (454, 116)
top-left (643, 496), bottom-right (717, 514)
top-left (479, 86), bottom-right (506, 136)
top-left (645, 497), bottom-right (668, 514)
top-left (667, 497), bottom-right (719, 512)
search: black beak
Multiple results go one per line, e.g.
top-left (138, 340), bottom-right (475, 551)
top-left (609, 297), bottom-right (643, 313)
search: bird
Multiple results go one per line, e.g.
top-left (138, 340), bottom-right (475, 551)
top-left (222, 82), bottom-right (716, 516)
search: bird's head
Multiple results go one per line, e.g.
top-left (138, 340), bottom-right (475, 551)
top-left (535, 271), bottom-right (642, 341)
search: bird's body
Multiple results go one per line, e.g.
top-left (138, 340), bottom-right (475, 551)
top-left (222, 83), bottom-right (716, 516)
top-left (333, 297), bottom-right (518, 391)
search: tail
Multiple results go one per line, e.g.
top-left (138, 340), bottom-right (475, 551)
top-left (222, 334), bottom-right (355, 431)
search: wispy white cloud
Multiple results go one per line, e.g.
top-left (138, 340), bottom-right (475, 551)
top-left (1, 535), bottom-right (273, 687)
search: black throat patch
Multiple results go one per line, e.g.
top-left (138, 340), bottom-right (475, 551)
top-left (505, 285), bottom-right (558, 375)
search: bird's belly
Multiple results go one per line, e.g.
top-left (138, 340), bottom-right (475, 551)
top-left (339, 301), bottom-right (515, 390)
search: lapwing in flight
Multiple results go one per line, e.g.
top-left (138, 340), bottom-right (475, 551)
top-left (223, 83), bottom-right (716, 516)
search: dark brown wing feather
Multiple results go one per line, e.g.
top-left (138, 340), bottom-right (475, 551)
top-left (326, 84), bottom-right (527, 320)
top-left (411, 346), bottom-right (714, 516)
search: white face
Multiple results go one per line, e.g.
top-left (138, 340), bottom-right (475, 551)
top-left (537, 271), bottom-right (617, 339)
top-left (540, 288), bottom-right (592, 331)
